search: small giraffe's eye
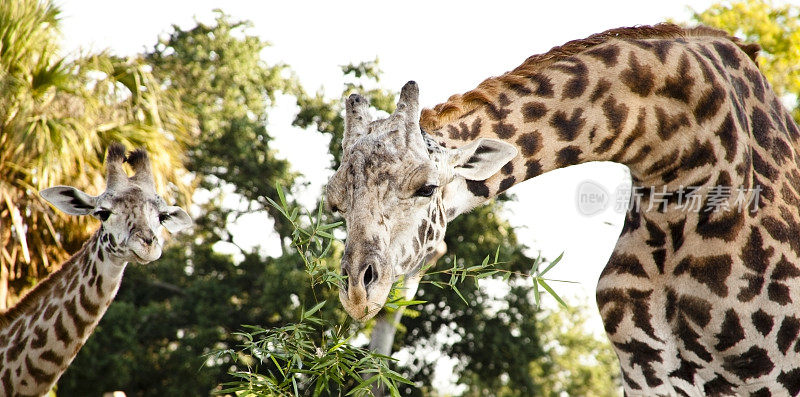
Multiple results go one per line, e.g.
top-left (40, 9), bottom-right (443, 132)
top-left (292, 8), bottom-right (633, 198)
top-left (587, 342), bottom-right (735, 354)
top-left (159, 213), bottom-right (171, 223)
top-left (94, 209), bottom-right (111, 221)
top-left (414, 185), bottom-right (438, 198)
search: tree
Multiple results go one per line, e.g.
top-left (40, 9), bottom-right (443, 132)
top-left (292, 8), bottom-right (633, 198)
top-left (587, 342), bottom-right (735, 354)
top-left (691, 0), bottom-right (800, 121)
top-left (0, 0), bottom-right (194, 309)
top-left (146, 10), bottom-right (301, 242)
top-left (529, 302), bottom-right (620, 397)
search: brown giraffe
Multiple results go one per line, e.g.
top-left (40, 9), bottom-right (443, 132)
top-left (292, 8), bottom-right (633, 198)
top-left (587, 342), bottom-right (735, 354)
top-left (0, 143), bottom-right (192, 396)
top-left (326, 24), bottom-right (800, 395)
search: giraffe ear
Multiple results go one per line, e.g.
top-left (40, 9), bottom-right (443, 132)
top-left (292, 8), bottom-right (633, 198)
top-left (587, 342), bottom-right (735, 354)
top-left (450, 138), bottom-right (518, 180)
top-left (40, 186), bottom-right (98, 216)
top-left (159, 206), bottom-right (192, 234)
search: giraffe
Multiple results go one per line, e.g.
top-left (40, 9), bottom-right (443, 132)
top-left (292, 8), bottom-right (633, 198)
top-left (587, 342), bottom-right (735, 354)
top-left (0, 143), bottom-right (192, 396)
top-left (326, 24), bottom-right (800, 395)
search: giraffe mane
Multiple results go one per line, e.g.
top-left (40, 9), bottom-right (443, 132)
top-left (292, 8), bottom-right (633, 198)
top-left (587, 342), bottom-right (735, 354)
top-left (419, 23), bottom-right (760, 132)
top-left (0, 234), bottom-right (98, 328)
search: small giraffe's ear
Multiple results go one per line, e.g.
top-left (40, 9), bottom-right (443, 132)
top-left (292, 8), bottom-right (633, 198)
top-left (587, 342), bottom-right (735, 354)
top-left (450, 138), bottom-right (518, 180)
top-left (159, 206), bottom-right (192, 234)
top-left (40, 186), bottom-right (98, 216)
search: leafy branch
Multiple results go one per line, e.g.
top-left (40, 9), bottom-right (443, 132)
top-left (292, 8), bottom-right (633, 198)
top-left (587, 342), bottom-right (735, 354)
top-left (421, 248), bottom-right (574, 309)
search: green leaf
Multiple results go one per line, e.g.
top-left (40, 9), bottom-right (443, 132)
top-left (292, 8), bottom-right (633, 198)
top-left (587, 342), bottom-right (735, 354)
top-left (302, 301), bottom-right (326, 319)
top-left (539, 251), bottom-right (564, 276)
top-left (538, 277), bottom-right (568, 308)
top-left (452, 285), bottom-right (468, 305)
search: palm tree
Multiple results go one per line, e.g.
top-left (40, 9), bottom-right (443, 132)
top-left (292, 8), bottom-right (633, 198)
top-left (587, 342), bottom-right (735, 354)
top-left (0, 0), bottom-right (197, 308)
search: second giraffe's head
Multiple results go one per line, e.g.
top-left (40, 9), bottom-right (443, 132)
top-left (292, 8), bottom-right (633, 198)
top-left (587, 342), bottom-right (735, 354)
top-left (40, 143), bottom-right (192, 264)
top-left (326, 82), bottom-right (517, 321)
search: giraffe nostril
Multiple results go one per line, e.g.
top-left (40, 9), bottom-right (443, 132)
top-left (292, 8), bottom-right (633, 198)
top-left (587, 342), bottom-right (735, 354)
top-left (341, 268), bottom-right (349, 292)
top-left (363, 264), bottom-right (375, 288)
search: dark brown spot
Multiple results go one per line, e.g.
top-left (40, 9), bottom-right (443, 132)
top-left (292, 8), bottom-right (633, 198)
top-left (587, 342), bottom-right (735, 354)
top-left (655, 107), bottom-right (690, 140)
top-left (778, 368), bottom-right (800, 395)
top-left (621, 53), bottom-right (655, 97)
top-left (552, 58), bottom-right (588, 99)
top-left (714, 309), bottom-right (744, 351)
top-left (516, 131), bottom-right (542, 157)
top-left (590, 79), bottom-right (611, 103)
top-left (447, 118), bottom-right (482, 141)
top-left (524, 160), bottom-right (542, 179)
top-left (530, 73), bottom-right (554, 98)
top-left (752, 310), bottom-right (774, 336)
top-left (715, 113), bottom-right (738, 162)
top-left (745, 67), bottom-right (765, 102)
top-left (776, 316), bottom-right (800, 354)
top-left (555, 145), bottom-right (581, 167)
top-left (585, 44), bottom-right (620, 66)
top-left (492, 122), bottom-right (516, 139)
top-left (673, 254), bottom-right (732, 297)
top-left (656, 53), bottom-right (694, 102)
top-left (549, 108), bottom-right (585, 141)
top-left (499, 176), bottom-right (516, 192)
top-left (465, 180), bottom-right (490, 197)
top-left (694, 83), bottom-right (725, 124)
top-left (722, 346), bottom-right (774, 381)
top-left (772, 254), bottom-right (800, 280)
top-left (668, 218), bottom-right (686, 252)
top-left (768, 281), bottom-right (792, 305)
top-left (712, 41), bottom-right (741, 69)
top-left (521, 102), bottom-right (547, 122)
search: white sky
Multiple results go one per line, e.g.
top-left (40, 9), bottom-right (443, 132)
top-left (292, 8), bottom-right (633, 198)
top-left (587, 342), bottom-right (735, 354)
top-left (57, 0), bottom-right (793, 389)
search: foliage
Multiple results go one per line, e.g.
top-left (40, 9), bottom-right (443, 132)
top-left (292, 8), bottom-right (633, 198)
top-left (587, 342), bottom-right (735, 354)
top-left (0, 0), bottom-right (194, 308)
top-left (210, 188), bottom-right (411, 396)
top-left (529, 302), bottom-right (621, 397)
top-left (146, 10), bottom-right (300, 241)
top-left (691, 0), bottom-right (800, 121)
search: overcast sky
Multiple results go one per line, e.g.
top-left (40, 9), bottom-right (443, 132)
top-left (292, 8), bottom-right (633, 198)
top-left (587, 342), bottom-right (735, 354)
top-left (58, 0), bottom-right (791, 363)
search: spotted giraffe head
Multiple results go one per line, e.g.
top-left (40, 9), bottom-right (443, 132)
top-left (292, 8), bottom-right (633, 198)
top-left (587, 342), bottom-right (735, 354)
top-left (327, 82), bottom-right (517, 321)
top-left (39, 143), bottom-right (192, 264)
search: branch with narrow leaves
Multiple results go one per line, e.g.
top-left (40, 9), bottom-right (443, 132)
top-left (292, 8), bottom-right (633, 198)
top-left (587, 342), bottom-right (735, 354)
top-left (420, 248), bottom-right (574, 309)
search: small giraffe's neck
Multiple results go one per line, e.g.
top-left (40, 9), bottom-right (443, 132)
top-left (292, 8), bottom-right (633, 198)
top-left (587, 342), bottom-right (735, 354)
top-left (422, 25), bottom-right (763, 209)
top-left (0, 230), bottom-right (127, 396)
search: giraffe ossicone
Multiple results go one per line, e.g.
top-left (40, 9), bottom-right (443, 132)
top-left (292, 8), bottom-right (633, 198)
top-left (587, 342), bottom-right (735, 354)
top-left (0, 143), bottom-right (191, 396)
top-left (329, 23), bottom-right (800, 396)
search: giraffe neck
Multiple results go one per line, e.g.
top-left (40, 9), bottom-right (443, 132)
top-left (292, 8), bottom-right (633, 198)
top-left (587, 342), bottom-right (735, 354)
top-left (423, 32), bottom-right (769, 210)
top-left (0, 229), bottom-right (127, 396)
top-left (424, 25), bottom-right (800, 395)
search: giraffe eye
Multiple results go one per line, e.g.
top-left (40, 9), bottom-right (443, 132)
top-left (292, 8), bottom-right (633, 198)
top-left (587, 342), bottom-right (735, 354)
top-left (94, 209), bottom-right (111, 221)
top-left (414, 185), bottom-right (438, 197)
top-left (159, 212), bottom-right (171, 223)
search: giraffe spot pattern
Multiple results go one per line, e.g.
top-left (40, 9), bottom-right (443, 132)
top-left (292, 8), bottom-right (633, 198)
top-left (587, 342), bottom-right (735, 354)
top-left (585, 44), bottom-right (620, 66)
top-left (621, 53), bottom-right (656, 97)
top-left (549, 108), bottom-right (585, 141)
top-left (722, 346), bottom-right (774, 381)
top-left (714, 309), bottom-right (745, 351)
top-left (516, 131), bottom-right (543, 157)
top-left (655, 107), bottom-right (690, 140)
top-left (552, 58), bottom-right (589, 99)
top-left (656, 53), bottom-right (694, 103)
top-left (521, 101), bottom-right (547, 122)
top-left (673, 255), bottom-right (732, 297)
top-left (590, 79), bottom-right (612, 103)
